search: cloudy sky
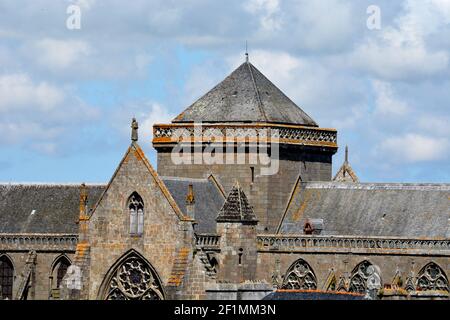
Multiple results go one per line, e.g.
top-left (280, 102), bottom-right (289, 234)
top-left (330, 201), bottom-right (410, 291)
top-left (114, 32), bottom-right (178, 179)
top-left (0, 0), bottom-right (449, 183)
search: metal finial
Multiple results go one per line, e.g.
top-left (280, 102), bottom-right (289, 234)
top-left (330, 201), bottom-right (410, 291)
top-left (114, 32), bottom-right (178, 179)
top-left (345, 145), bottom-right (349, 164)
top-left (131, 118), bottom-right (138, 142)
top-left (245, 40), bottom-right (249, 63)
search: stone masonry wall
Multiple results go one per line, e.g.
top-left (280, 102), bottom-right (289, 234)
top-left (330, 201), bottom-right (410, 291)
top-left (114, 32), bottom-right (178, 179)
top-left (216, 222), bottom-right (257, 283)
top-left (257, 251), bottom-right (450, 290)
top-left (86, 144), bottom-right (194, 300)
top-left (156, 145), bottom-right (332, 233)
top-left (0, 251), bottom-right (75, 300)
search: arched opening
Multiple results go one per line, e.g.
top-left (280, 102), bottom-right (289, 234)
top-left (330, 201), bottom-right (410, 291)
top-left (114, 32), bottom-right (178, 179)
top-left (349, 260), bottom-right (381, 293)
top-left (49, 255), bottom-right (71, 299)
top-left (416, 262), bottom-right (449, 292)
top-left (281, 258), bottom-right (317, 290)
top-left (128, 192), bottom-right (144, 236)
top-left (99, 250), bottom-right (165, 300)
top-left (0, 255), bottom-right (14, 300)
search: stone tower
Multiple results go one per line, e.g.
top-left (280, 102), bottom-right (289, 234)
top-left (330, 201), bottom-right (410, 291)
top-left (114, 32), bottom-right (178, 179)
top-left (216, 181), bottom-right (258, 283)
top-left (153, 58), bottom-right (338, 232)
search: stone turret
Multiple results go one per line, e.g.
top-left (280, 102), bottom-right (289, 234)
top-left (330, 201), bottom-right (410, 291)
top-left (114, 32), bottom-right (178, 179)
top-left (216, 181), bottom-right (258, 283)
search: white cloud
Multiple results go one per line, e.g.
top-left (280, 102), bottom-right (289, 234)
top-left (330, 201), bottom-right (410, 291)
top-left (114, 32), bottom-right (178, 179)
top-left (32, 38), bottom-right (91, 70)
top-left (0, 72), bottom-right (99, 154)
top-left (0, 0), bottom-right (448, 182)
top-left (0, 121), bottom-right (62, 146)
top-left (227, 50), bottom-right (365, 125)
top-left (291, 0), bottom-right (354, 51)
top-left (372, 80), bottom-right (409, 116)
top-left (352, 0), bottom-right (450, 80)
top-left (378, 133), bottom-right (449, 163)
top-left (431, 0), bottom-right (450, 22)
top-left (112, 101), bottom-right (175, 147)
top-left (74, 0), bottom-right (97, 10)
top-left (244, 0), bottom-right (281, 31)
top-left (352, 39), bottom-right (448, 80)
top-left (141, 103), bottom-right (174, 141)
top-left (417, 115), bottom-right (450, 136)
top-left (0, 73), bottom-right (64, 111)
top-left (228, 50), bottom-right (301, 87)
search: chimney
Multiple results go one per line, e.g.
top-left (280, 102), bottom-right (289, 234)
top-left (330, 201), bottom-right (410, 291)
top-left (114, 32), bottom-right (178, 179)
top-left (186, 184), bottom-right (195, 218)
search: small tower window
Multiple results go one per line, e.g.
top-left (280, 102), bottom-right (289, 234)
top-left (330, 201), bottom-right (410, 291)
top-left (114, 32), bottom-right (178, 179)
top-left (238, 248), bottom-right (243, 265)
top-left (128, 192), bottom-right (144, 236)
top-left (250, 167), bottom-right (255, 183)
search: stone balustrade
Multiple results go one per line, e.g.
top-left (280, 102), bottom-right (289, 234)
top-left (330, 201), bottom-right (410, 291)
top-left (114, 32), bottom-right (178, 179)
top-left (257, 235), bottom-right (450, 256)
top-left (195, 233), bottom-right (220, 249)
top-left (0, 233), bottom-right (78, 251)
top-left (153, 123), bottom-right (337, 148)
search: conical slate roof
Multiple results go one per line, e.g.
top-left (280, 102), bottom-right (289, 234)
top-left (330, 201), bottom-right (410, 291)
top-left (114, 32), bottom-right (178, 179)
top-left (216, 182), bottom-right (257, 222)
top-left (173, 61), bottom-right (318, 126)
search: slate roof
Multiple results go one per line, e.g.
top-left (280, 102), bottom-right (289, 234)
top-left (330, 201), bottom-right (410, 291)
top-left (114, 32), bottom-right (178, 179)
top-left (0, 183), bottom-right (105, 234)
top-left (216, 182), bottom-right (258, 223)
top-left (161, 177), bottom-right (225, 233)
top-left (173, 61), bottom-right (318, 126)
top-left (278, 182), bottom-right (450, 238)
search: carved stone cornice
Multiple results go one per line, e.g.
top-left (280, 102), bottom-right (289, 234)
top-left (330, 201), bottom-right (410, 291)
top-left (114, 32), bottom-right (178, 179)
top-left (153, 123), bottom-right (337, 150)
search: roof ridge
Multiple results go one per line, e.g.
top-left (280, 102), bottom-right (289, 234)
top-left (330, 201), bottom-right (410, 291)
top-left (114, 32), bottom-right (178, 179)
top-left (246, 62), bottom-right (268, 122)
top-left (304, 182), bottom-right (450, 191)
top-left (160, 176), bottom-right (209, 182)
top-left (0, 182), bottom-right (106, 187)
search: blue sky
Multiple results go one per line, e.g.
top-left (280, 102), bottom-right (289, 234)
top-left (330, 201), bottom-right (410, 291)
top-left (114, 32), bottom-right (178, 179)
top-left (0, 0), bottom-right (449, 183)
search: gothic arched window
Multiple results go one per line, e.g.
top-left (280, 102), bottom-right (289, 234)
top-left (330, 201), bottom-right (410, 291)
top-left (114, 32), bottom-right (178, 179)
top-left (128, 192), bottom-right (144, 236)
top-left (281, 259), bottom-right (317, 290)
top-left (102, 251), bottom-right (164, 300)
top-left (416, 262), bottom-right (449, 292)
top-left (54, 256), bottom-right (71, 289)
top-left (349, 260), bottom-right (381, 293)
top-left (0, 255), bottom-right (14, 300)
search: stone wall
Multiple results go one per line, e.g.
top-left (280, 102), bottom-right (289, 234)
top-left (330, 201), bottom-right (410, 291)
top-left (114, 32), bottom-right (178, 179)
top-left (85, 144), bottom-right (195, 300)
top-left (156, 145), bottom-right (333, 233)
top-left (0, 250), bottom-right (75, 300)
top-left (216, 222), bottom-right (258, 283)
top-left (256, 249), bottom-right (450, 292)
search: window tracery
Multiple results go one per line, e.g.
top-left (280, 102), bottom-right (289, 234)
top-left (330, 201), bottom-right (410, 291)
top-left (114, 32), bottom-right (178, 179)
top-left (105, 255), bottom-right (164, 300)
top-left (128, 192), bottom-right (144, 235)
top-left (416, 262), bottom-right (449, 292)
top-left (349, 261), bottom-right (380, 293)
top-left (281, 259), bottom-right (317, 290)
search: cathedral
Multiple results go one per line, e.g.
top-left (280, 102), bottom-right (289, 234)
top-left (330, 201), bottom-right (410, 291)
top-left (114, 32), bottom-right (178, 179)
top-left (0, 57), bottom-right (449, 300)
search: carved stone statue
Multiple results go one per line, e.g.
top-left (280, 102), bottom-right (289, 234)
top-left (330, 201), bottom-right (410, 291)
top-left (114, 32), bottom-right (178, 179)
top-left (131, 118), bottom-right (139, 142)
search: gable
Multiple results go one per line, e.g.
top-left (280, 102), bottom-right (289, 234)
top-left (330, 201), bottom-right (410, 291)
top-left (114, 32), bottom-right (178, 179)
top-left (91, 143), bottom-right (191, 223)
